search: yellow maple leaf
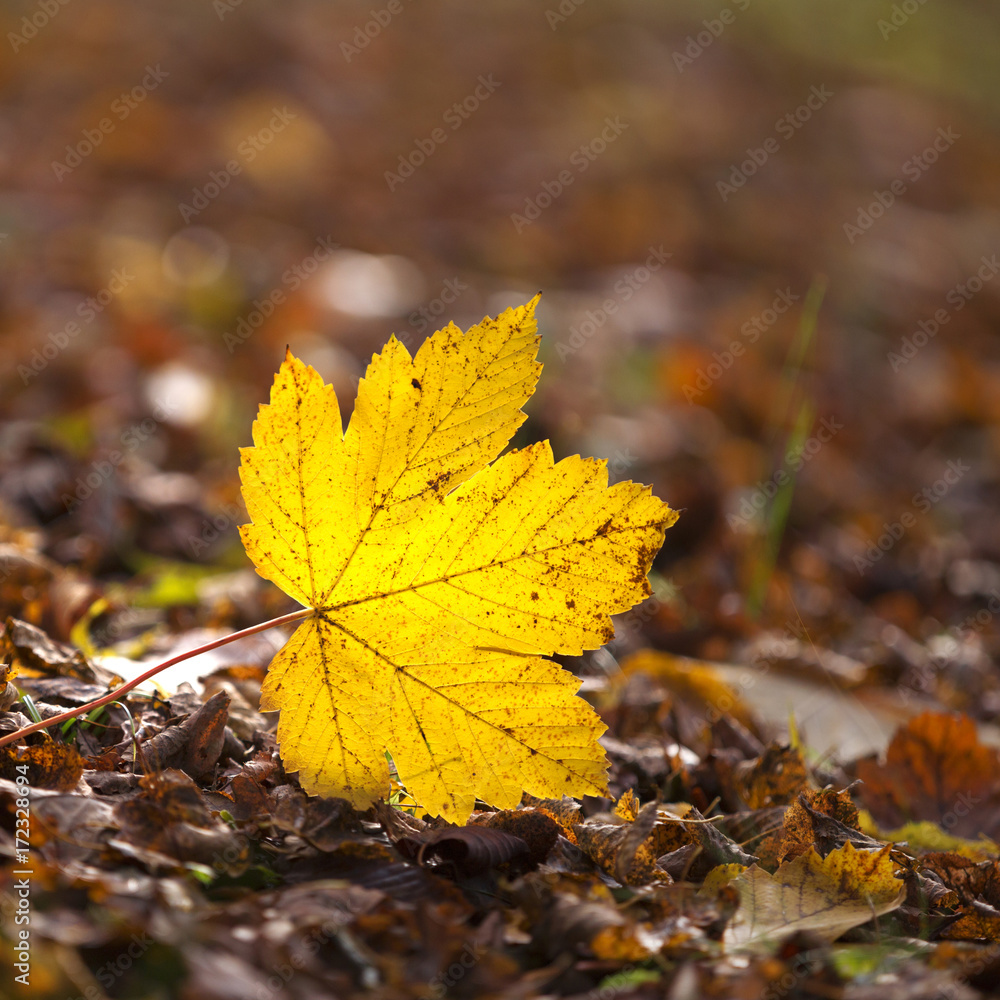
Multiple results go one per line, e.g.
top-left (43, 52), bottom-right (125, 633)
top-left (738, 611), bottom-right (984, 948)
top-left (724, 842), bottom-right (905, 950)
top-left (239, 296), bottom-right (677, 820)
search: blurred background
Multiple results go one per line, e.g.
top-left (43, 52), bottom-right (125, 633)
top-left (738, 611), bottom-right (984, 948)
top-left (2, 0), bottom-right (999, 757)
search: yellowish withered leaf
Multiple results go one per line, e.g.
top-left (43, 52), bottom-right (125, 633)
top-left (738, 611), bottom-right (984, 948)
top-left (724, 843), bottom-right (905, 950)
top-left (239, 296), bottom-right (677, 820)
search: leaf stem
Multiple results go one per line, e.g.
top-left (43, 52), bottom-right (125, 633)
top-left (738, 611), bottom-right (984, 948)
top-left (0, 608), bottom-right (312, 749)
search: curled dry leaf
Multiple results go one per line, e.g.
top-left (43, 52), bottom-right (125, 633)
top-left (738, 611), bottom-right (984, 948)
top-left (1, 616), bottom-right (97, 682)
top-left (470, 808), bottom-right (562, 870)
top-left (395, 824), bottom-right (531, 878)
top-left (614, 798), bottom-right (661, 884)
top-left (913, 853), bottom-right (1000, 940)
top-left (119, 689), bottom-right (231, 781)
top-left (519, 793), bottom-right (582, 836)
top-left (775, 786), bottom-right (883, 865)
top-left (575, 813), bottom-right (689, 887)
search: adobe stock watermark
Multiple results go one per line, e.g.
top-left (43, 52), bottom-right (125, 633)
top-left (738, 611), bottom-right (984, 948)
top-left (213, 0), bottom-right (244, 18)
top-left (843, 126), bottom-right (959, 243)
top-left (606, 448), bottom-right (639, 485)
top-left (896, 596), bottom-right (1000, 708)
top-left (854, 459), bottom-right (970, 574)
top-left (60, 397), bottom-right (180, 513)
top-left (8, 0), bottom-right (72, 53)
top-left (545, 0), bottom-right (588, 30)
top-left (887, 254), bottom-right (999, 371)
top-left (758, 950), bottom-right (847, 1000)
top-left (511, 116), bottom-right (629, 233)
top-left (341, 0), bottom-right (416, 62)
top-left (52, 64), bottom-right (169, 180)
top-left (223, 236), bottom-right (339, 352)
top-left (66, 933), bottom-right (153, 1000)
top-left (398, 276), bottom-right (469, 346)
top-left (939, 791), bottom-right (984, 833)
top-left (420, 941), bottom-right (486, 1000)
top-left (608, 593), bottom-right (662, 652)
top-left (954, 589), bottom-right (1000, 639)
top-left (706, 612), bottom-right (836, 724)
top-left (89, 602), bottom-right (149, 648)
top-left (878, 0), bottom-right (929, 40)
top-left (672, 0), bottom-right (751, 72)
top-left (894, 928), bottom-right (1000, 1000)
top-left (210, 827), bottom-right (252, 875)
top-left (18, 268), bottom-right (134, 384)
top-left (179, 107), bottom-right (299, 223)
top-left (553, 245), bottom-right (671, 360)
top-left (253, 918), bottom-right (352, 1000)
top-left (683, 287), bottom-right (799, 401)
top-left (726, 416), bottom-right (844, 530)
top-left (717, 85), bottom-right (833, 201)
top-left (385, 75), bottom-right (501, 191)
top-left (12, 766), bottom-right (32, 986)
top-left (188, 501), bottom-right (243, 558)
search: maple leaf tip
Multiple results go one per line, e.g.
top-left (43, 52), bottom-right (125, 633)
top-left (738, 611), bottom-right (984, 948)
top-left (384, 332), bottom-right (414, 362)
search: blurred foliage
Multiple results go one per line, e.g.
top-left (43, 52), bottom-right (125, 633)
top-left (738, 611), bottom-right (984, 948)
top-left (3, 3), bottom-right (1000, 997)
